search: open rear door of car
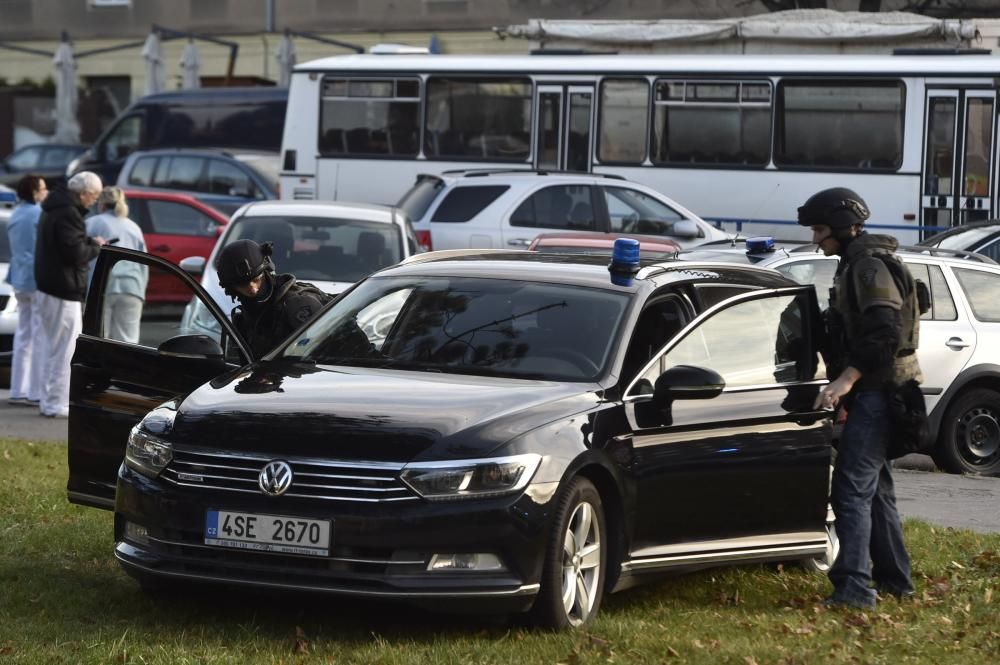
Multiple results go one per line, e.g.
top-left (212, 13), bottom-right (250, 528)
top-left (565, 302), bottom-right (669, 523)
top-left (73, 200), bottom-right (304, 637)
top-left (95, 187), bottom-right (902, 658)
top-left (68, 246), bottom-right (252, 509)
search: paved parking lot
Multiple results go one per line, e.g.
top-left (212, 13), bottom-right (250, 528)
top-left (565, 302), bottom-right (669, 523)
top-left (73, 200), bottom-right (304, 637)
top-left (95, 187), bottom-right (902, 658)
top-left (2, 388), bottom-right (997, 533)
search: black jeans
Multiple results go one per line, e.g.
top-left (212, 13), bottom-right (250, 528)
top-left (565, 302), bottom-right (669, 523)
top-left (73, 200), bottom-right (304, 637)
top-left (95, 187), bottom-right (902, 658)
top-left (829, 390), bottom-right (914, 607)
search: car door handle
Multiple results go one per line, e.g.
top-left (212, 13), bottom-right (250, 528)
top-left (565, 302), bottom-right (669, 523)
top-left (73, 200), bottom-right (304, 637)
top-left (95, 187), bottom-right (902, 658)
top-left (151, 244), bottom-right (171, 252)
top-left (507, 238), bottom-right (531, 247)
top-left (946, 337), bottom-right (971, 350)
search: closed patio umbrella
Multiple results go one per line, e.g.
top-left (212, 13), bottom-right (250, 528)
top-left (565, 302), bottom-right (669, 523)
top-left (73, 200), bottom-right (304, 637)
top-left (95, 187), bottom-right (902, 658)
top-left (276, 33), bottom-right (296, 87)
top-left (142, 32), bottom-right (166, 95)
top-left (52, 41), bottom-right (80, 144)
top-left (179, 40), bottom-right (201, 89)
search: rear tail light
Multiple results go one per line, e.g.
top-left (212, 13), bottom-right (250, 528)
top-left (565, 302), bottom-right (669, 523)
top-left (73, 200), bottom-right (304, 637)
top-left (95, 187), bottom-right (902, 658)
top-left (415, 229), bottom-right (433, 252)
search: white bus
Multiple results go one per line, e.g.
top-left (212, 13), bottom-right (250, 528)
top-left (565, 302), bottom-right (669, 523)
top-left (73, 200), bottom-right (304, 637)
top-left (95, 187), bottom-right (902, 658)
top-left (279, 52), bottom-right (1000, 244)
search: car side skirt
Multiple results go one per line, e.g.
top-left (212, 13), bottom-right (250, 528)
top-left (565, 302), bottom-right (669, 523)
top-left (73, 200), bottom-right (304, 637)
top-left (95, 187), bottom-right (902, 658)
top-left (620, 531), bottom-right (828, 573)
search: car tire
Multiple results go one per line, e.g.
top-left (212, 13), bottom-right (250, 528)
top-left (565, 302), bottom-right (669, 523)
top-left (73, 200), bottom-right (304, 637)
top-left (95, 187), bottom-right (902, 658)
top-left (933, 388), bottom-right (1000, 476)
top-left (530, 476), bottom-right (607, 630)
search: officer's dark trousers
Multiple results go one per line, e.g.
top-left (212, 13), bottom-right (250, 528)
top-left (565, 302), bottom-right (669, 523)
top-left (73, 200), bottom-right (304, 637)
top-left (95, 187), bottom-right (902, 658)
top-left (828, 390), bottom-right (915, 608)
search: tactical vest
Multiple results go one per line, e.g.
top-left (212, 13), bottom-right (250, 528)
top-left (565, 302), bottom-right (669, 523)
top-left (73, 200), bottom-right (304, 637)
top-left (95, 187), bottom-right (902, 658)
top-left (830, 248), bottom-right (923, 389)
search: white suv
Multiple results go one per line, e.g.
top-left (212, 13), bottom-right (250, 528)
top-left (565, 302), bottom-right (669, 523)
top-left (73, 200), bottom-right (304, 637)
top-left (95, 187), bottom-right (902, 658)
top-left (681, 240), bottom-right (1000, 477)
top-left (397, 169), bottom-right (728, 252)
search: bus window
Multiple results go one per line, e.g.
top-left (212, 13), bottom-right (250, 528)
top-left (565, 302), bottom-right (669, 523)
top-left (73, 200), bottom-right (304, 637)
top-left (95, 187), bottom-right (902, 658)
top-left (424, 78), bottom-right (531, 161)
top-left (319, 77), bottom-right (421, 157)
top-left (652, 80), bottom-right (771, 167)
top-left (598, 79), bottom-right (649, 164)
top-left (776, 80), bottom-right (904, 170)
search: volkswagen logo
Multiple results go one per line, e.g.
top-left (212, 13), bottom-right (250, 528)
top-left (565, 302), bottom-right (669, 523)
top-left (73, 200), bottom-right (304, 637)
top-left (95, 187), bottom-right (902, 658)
top-left (258, 460), bottom-right (293, 497)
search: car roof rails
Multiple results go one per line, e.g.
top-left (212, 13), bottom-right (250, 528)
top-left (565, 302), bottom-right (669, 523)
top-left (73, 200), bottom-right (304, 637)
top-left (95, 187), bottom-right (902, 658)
top-left (529, 48), bottom-right (618, 56)
top-left (892, 47), bottom-right (991, 56)
top-left (439, 167), bottom-right (625, 180)
top-left (897, 244), bottom-right (998, 264)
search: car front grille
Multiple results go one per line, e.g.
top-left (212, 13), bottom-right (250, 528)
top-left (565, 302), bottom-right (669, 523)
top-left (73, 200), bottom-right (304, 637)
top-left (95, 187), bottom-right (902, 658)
top-left (161, 446), bottom-right (418, 503)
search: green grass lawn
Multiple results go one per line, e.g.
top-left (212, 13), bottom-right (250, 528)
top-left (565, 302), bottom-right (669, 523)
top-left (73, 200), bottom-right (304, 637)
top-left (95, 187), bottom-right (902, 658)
top-left (1, 438), bottom-right (998, 665)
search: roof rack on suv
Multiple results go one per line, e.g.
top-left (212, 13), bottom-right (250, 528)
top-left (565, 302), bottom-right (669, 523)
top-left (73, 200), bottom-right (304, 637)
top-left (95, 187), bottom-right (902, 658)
top-left (439, 168), bottom-right (625, 180)
top-left (898, 245), bottom-right (998, 264)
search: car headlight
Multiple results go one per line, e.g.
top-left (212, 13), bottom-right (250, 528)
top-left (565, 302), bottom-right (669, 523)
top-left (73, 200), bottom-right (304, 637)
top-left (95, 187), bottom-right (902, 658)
top-left (400, 454), bottom-right (541, 501)
top-left (125, 402), bottom-right (178, 478)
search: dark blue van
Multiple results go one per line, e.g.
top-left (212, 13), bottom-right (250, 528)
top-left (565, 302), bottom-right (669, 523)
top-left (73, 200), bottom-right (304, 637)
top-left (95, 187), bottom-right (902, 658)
top-left (68, 87), bottom-right (287, 185)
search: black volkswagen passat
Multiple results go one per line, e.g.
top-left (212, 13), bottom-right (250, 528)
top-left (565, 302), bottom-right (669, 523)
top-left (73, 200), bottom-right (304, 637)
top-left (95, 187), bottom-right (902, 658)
top-left (69, 247), bottom-right (835, 629)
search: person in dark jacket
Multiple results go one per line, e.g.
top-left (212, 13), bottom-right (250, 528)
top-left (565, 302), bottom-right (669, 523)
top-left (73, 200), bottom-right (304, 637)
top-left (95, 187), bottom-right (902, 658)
top-left (216, 239), bottom-right (331, 358)
top-left (33, 171), bottom-right (106, 417)
top-left (799, 187), bottom-right (922, 610)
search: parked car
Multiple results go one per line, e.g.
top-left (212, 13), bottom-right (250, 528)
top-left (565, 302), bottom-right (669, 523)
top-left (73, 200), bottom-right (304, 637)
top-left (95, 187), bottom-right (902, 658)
top-left (397, 169), bottom-right (729, 252)
top-left (918, 221), bottom-right (1000, 262)
top-left (178, 200), bottom-right (420, 338)
top-left (528, 231), bottom-right (681, 257)
top-left (117, 148), bottom-right (280, 216)
top-left (0, 217), bottom-right (14, 386)
top-left (120, 190), bottom-right (230, 304)
top-left (679, 238), bottom-right (1000, 476)
top-left (68, 86), bottom-right (287, 185)
top-left (70, 246), bottom-right (834, 628)
top-left (1, 143), bottom-right (87, 188)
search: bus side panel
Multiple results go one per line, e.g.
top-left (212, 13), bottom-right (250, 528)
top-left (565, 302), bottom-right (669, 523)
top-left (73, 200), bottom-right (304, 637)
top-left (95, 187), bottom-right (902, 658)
top-left (597, 166), bottom-right (923, 245)
top-left (280, 73), bottom-right (322, 201)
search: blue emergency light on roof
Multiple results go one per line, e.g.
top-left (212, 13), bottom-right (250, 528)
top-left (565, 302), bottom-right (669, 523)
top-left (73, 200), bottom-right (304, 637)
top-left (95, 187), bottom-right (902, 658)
top-left (745, 236), bottom-right (775, 254)
top-left (609, 238), bottom-right (641, 287)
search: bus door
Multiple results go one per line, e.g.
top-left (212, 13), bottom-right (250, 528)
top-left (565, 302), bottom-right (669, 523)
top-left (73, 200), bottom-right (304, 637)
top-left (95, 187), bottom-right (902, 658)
top-left (922, 88), bottom-right (997, 236)
top-left (535, 84), bottom-right (594, 172)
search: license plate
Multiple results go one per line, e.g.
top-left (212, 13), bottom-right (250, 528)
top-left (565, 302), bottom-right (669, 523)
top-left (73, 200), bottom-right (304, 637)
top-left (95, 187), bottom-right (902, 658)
top-left (205, 510), bottom-right (331, 556)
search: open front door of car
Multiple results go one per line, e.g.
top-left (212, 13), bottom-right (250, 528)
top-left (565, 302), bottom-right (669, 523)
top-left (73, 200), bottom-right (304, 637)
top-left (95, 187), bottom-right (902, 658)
top-left (68, 246), bottom-right (252, 509)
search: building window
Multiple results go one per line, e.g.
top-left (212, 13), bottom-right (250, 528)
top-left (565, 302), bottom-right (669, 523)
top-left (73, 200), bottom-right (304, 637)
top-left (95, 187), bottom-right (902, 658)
top-left (652, 79), bottom-right (771, 167)
top-left (776, 79), bottom-right (904, 171)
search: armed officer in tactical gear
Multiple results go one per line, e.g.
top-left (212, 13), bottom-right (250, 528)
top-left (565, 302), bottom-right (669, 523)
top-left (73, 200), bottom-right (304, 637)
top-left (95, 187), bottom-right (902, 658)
top-left (216, 239), bottom-right (331, 357)
top-left (799, 187), bottom-right (922, 610)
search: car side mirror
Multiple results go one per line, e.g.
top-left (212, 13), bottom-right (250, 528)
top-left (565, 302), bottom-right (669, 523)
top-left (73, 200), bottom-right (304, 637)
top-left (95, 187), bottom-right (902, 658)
top-left (672, 220), bottom-right (700, 239)
top-left (157, 334), bottom-right (223, 361)
top-left (653, 364), bottom-right (725, 407)
top-left (179, 256), bottom-right (207, 276)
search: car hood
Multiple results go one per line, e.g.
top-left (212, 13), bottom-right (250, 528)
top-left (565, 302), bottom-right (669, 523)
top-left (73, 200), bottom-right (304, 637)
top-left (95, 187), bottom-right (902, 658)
top-left (169, 361), bottom-right (596, 462)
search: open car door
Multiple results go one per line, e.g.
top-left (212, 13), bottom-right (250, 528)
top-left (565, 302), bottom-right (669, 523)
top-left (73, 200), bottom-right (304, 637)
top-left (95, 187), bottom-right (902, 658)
top-left (68, 246), bottom-right (252, 509)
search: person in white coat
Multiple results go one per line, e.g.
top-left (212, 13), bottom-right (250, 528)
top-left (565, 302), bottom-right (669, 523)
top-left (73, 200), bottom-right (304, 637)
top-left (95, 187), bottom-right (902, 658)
top-left (86, 187), bottom-right (148, 344)
top-left (4, 174), bottom-right (48, 406)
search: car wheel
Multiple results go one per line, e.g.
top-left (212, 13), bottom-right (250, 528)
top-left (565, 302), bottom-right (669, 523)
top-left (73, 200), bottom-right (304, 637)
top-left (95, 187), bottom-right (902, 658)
top-left (531, 477), bottom-right (607, 629)
top-left (802, 509), bottom-right (838, 573)
top-left (934, 388), bottom-right (1000, 476)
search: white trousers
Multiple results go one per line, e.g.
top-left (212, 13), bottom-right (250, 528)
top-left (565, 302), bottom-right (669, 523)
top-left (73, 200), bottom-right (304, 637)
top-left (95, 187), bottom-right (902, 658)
top-left (10, 289), bottom-right (45, 401)
top-left (35, 292), bottom-right (83, 417)
top-left (102, 294), bottom-right (143, 344)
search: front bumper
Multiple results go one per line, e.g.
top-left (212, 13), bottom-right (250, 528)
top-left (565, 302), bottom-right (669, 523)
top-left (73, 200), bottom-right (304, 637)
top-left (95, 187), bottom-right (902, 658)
top-left (113, 464), bottom-right (556, 612)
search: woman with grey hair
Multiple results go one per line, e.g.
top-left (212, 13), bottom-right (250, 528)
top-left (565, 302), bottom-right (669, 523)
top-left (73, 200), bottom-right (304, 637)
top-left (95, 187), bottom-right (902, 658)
top-left (33, 171), bottom-right (106, 418)
top-left (86, 186), bottom-right (148, 343)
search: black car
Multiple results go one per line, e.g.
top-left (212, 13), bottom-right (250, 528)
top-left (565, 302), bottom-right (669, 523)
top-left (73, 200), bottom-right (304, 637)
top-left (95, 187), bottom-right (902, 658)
top-left (918, 221), bottom-right (1000, 262)
top-left (0, 143), bottom-right (87, 188)
top-left (69, 247), bottom-right (835, 628)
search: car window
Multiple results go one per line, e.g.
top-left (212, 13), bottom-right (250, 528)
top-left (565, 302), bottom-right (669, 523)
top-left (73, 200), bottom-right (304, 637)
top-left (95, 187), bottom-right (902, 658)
top-left (604, 186), bottom-right (688, 236)
top-left (127, 156), bottom-right (158, 186)
top-left (40, 147), bottom-right (80, 168)
top-left (0, 220), bottom-right (10, 261)
top-left (147, 200), bottom-right (219, 237)
top-left (153, 156), bottom-right (205, 191)
top-left (6, 147), bottom-right (41, 170)
top-left (223, 215), bottom-right (403, 283)
top-left (104, 115), bottom-right (142, 161)
top-left (126, 198), bottom-right (153, 233)
top-left (208, 159), bottom-right (254, 197)
top-left (510, 185), bottom-right (596, 231)
top-left (976, 237), bottom-right (1000, 262)
top-left (632, 291), bottom-right (820, 392)
top-left (934, 227), bottom-right (998, 251)
top-left (282, 276), bottom-right (629, 381)
top-left (954, 268), bottom-right (1000, 322)
top-left (431, 185), bottom-right (509, 223)
top-left (397, 176), bottom-right (444, 222)
top-left (774, 259), bottom-right (838, 310)
top-left (905, 262), bottom-right (957, 322)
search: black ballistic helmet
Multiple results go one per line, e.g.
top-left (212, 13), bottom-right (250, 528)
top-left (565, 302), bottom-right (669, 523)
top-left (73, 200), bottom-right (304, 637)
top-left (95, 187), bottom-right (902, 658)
top-left (216, 239), bottom-right (275, 294)
top-left (797, 187), bottom-right (870, 232)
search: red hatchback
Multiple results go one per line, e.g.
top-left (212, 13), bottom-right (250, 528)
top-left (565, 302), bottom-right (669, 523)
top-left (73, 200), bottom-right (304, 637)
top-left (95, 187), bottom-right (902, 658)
top-left (123, 190), bottom-right (228, 303)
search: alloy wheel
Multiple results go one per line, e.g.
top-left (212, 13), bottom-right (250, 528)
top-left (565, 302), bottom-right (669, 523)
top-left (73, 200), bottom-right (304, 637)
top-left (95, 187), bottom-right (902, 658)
top-left (561, 501), bottom-right (602, 626)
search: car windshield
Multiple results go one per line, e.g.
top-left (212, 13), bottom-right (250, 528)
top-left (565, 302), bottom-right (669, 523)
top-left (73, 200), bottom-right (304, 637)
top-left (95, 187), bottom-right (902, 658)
top-left (282, 275), bottom-right (629, 381)
top-left (933, 227), bottom-right (1000, 251)
top-left (397, 176), bottom-right (444, 221)
top-left (221, 215), bottom-right (403, 283)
